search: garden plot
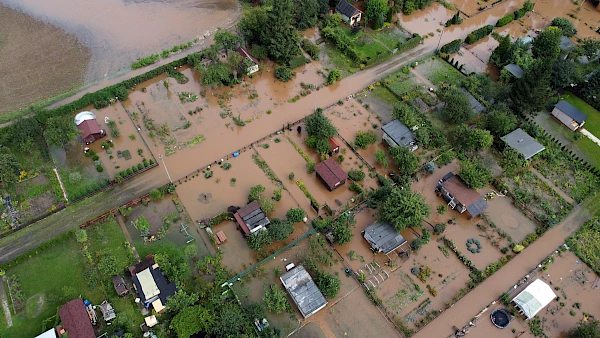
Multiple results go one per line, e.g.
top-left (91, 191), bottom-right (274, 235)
top-left (413, 57), bottom-right (465, 87)
top-left (443, 220), bottom-right (505, 271)
top-left (0, 218), bottom-right (143, 338)
top-left (94, 103), bottom-right (154, 179)
top-left (175, 148), bottom-right (291, 223)
top-left (122, 195), bottom-right (211, 259)
top-left (9, 171), bottom-right (62, 224)
top-left (498, 170), bottom-right (573, 228)
top-left (481, 195), bottom-right (538, 244)
top-left (382, 71), bottom-right (423, 99)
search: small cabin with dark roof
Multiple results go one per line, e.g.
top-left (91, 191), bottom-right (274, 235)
top-left (552, 100), bottom-right (588, 131)
top-left (382, 120), bottom-right (418, 151)
top-left (436, 172), bottom-right (488, 218)
top-left (234, 200), bottom-right (270, 235)
top-left (335, 0), bottom-right (362, 26)
top-left (363, 222), bottom-right (408, 255)
top-left (315, 158), bottom-right (348, 191)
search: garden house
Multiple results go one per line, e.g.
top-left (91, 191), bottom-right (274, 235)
top-left (315, 158), bottom-right (348, 191)
top-left (113, 275), bottom-right (129, 296)
top-left (74, 111), bottom-right (106, 144)
top-left (512, 279), bottom-right (556, 319)
top-left (58, 298), bottom-right (96, 338)
top-left (501, 128), bottom-right (545, 160)
top-left (552, 100), bottom-right (588, 131)
top-left (237, 47), bottom-right (259, 75)
top-left (329, 137), bottom-right (340, 154)
top-left (280, 265), bottom-right (328, 318)
top-left (436, 172), bottom-right (488, 218)
top-left (335, 0), bottom-right (362, 26)
top-left (382, 120), bottom-right (418, 151)
top-left (129, 255), bottom-right (178, 314)
top-left (363, 222), bottom-right (408, 255)
top-left (99, 300), bottom-right (116, 322)
top-left (234, 200), bottom-right (271, 235)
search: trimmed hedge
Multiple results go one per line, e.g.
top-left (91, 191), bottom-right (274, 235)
top-left (496, 13), bottom-right (515, 27)
top-left (397, 34), bottom-right (422, 53)
top-left (465, 25), bottom-right (494, 44)
top-left (440, 39), bottom-right (463, 54)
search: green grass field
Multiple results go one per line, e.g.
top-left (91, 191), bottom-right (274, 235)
top-left (575, 136), bottom-right (600, 170)
top-left (561, 92), bottom-right (600, 137)
top-left (414, 57), bottom-right (464, 86)
top-left (0, 218), bottom-right (142, 338)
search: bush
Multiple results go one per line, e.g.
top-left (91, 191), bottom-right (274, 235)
top-left (137, 163), bottom-right (143, 170)
top-left (289, 56), bottom-right (310, 69)
top-left (149, 159), bottom-right (155, 165)
top-left (496, 13), bottom-right (515, 27)
top-left (96, 165), bottom-right (103, 172)
top-left (348, 169), bottom-right (366, 181)
top-left (433, 223), bottom-right (446, 235)
top-left (286, 208), bottom-right (306, 223)
top-left (355, 130), bottom-right (378, 148)
top-left (288, 172), bottom-right (295, 180)
top-left (551, 17), bottom-right (577, 37)
top-left (301, 38), bottom-right (320, 60)
top-left (465, 25), bottom-right (494, 44)
top-left (275, 67), bottom-right (293, 82)
top-left (132, 166), bottom-right (138, 173)
top-left (440, 39), bottom-right (463, 54)
top-left (92, 155), bottom-right (99, 161)
top-left (327, 69), bottom-right (342, 85)
top-left (149, 189), bottom-right (163, 201)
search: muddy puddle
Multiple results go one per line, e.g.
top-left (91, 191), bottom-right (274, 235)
top-left (0, 0), bottom-right (240, 83)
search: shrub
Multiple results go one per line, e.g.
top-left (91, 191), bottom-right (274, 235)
top-left (149, 188), bottom-right (163, 201)
top-left (289, 56), bottom-right (310, 69)
top-left (275, 67), bottom-right (293, 82)
top-left (551, 17), bottom-right (577, 37)
top-left (92, 155), bottom-right (99, 161)
top-left (288, 172), bottom-right (295, 180)
top-left (465, 25), bottom-right (494, 44)
top-left (286, 208), bottom-right (306, 223)
top-left (348, 169), bottom-right (366, 181)
top-left (137, 163), bottom-right (143, 170)
top-left (433, 223), bottom-right (446, 235)
top-left (96, 165), bottom-right (104, 172)
top-left (222, 162), bottom-right (232, 170)
top-left (440, 39), bottom-right (463, 54)
top-left (149, 159), bottom-right (154, 165)
top-left (301, 38), bottom-right (320, 60)
top-left (132, 166), bottom-right (138, 173)
top-left (496, 13), bottom-right (515, 27)
top-left (355, 130), bottom-right (378, 148)
top-left (327, 69), bottom-right (342, 85)
top-left (273, 189), bottom-right (282, 201)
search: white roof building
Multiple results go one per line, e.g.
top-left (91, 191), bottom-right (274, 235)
top-left (137, 268), bottom-right (160, 300)
top-left (74, 111), bottom-right (97, 126)
top-left (34, 329), bottom-right (57, 338)
top-left (512, 279), bottom-right (556, 319)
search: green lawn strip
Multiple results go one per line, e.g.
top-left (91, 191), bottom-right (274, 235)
top-left (324, 45), bottom-right (361, 75)
top-left (560, 92), bottom-right (600, 137)
top-left (373, 30), bottom-right (406, 50)
top-left (575, 137), bottom-right (600, 171)
top-left (370, 86), bottom-right (398, 105)
top-left (58, 167), bottom-right (110, 201)
top-left (87, 218), bottom-right (134, 274)
top-left (566, 216), bottom-right (600, 276)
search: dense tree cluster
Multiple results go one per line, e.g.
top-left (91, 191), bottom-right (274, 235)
top-left (379, 187), bottom-right (430, 231)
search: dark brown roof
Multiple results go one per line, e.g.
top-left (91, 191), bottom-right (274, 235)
top-left (59, 298), bottom-right (95, 338)
top-left (113, 275), bottom-right (128, 295)
top-left (129, 255), bottom-right (155, 275)
top-left (76, 119), bottom-right (102, 140)
top-left (441, 174), bottom-right (481, 207)
top-left (234, 200), bottom-right (269, 235)
top-left (315, 158), bottom-right (348, 190)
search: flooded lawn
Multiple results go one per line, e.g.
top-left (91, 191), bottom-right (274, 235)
top-left (216, 220), bottom-right (258, 274)
top-left (175, 148), bottom-right (292, 223)
top-left (533, 0), bottom-right (600, 39)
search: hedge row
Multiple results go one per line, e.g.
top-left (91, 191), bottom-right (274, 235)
top-left (397, 34), bottom-right (422, 53)
top-left (440, 39), bottom-right (463, 54)
top-left (35, 57), bottom-right (188, 124)
top-left (465, 25), bottom-right (494, 44)
top-left (496, 13), bottom-right (515, 27)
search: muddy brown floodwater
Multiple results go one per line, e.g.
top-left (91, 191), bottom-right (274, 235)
top-left (0, 0), bottom-right (239, 113)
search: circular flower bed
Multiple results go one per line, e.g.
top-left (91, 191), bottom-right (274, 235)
top-left (466, 238), bottom-right (482, 253)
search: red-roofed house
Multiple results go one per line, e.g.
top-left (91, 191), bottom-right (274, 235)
top-left (74, 111), bottom-right (105, 144)
top-left (315, 158), bottom-right (348, 191)
top-left (234, 200), bottom-right (270, 235)
top-left (237, 47), bottom-right (259, 75)
top-left (329, 138), bottom-right (340, 154)
top-left (58, 298), bottom-right (95, 338)
top-left (436, 172), bottom-right (488, 218)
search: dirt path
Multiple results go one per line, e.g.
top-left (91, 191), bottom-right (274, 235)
top-left (413, 202), bottom-right (594, 338)
top-left (530, 167), bottom-right (576, 205)
top-left (0, 276), bottom-right (13, 327)
top-left (116, 213), bottom-right (140, 261)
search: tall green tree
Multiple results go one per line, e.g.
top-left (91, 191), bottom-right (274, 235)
top-left (459, 158), bottom-right (493, 189)
top-left (485, 106), bottom-right (517, 136)
top-left (551, 17), bottom-right (577, 37)
top-left (0, 147), bottom-right (20, 185)
top-left (489, 34), bottom-right (514, 68)
top-left (8, 118), bottom-right (42, 153)
top-left (268, 218), bottom-right (294, 241)
top-left (532, 26), bottom-right (562, 60)
top-left (214, 29), bottom-right (241, 53)
top-left (581, 37), bottom-right (600, 59)
top-left (44, 116), bottom-right (80, 147)
top-left (305, 110), bottom-right (337, 139)
top-left (500, 148), bottom-right (526, 174)
top-left (167, 290), bottom-right (200, 314)
top-left (238, 6), bottom-right (270, 44)
top-left (295, 0), bottom-right (320, 30)
top-left (263, 285), bottom-right (290, 314)
top-left (170, 305), bottom-right (214, 338)
top-left (511, 60), bottom-right (553, 114)
top-left (365, 0), bottom-right (388, 29)
top-left (581, 71), bottom-right (600, 101)
top-left (314, 270), bottom-right (341, 298)
top-left (379, 187), bottom-right (430, 231)
top-left (264, 0), bottom-right (300, 64)
top-left (439, 87), bottom-right (474, 124)
top-left (551, 59), bottom-right (582, 89)
top-left (389, 146), bottom-right (418, 175)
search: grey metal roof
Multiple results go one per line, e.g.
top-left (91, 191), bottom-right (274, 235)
top-left (382, 120), bottom-right (415, 147)
top-left (363, 222), bottom-right (407, 254)
top-left (559, 36), bottom-right (576, 51)
top-left (555, 100), bottom-right (588, 124)
top-left (239, 201), bottom-right (270, 232)
top-left (335, 0), bottom-right (361, 18)
top-left (504, 64), bottom-right (524, 78)
top-left (280, 266), bottom-right (328, 318)
top-left (466, 197), bottom-right (489, 218)
top-left (501, 128), bottom-right (545, 160)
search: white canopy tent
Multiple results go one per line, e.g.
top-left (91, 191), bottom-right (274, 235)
top-left (512, 279), bottom-right (556, 319)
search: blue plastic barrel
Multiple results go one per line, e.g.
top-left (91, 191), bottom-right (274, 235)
top-left (233, 152), bottom-right (239, 157)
